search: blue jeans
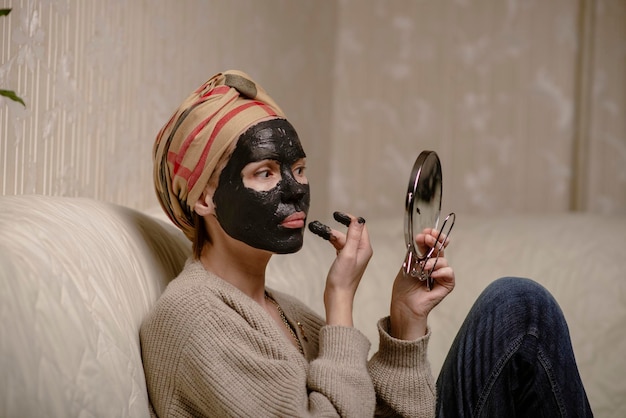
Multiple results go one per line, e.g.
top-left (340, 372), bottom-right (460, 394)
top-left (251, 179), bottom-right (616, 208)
top-left (436, 277), bottom-right (593, 417)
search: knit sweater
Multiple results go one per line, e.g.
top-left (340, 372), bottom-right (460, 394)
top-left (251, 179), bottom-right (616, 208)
top-left (140, 260), bottom-right (436, 417)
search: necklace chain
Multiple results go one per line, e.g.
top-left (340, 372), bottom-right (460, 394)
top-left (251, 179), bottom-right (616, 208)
top-left (265, 292), bottom-right (304, 355)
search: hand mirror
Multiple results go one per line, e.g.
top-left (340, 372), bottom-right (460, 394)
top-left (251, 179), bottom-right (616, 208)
top-left (402, 150), bottom-right (455, 290)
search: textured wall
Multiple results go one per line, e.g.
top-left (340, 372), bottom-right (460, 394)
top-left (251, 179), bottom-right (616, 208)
top-left (0, 0), bottom-right (336, 217)
top-left (583, 0), bottom-right (626, 213)
top-left (1, 0), bottom-right (625, 222)
top-left (330, 0), bottom-right (626, 220)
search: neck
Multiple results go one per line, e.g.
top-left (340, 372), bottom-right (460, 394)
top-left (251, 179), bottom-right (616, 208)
top-left (199, 233), bottom-right (271, 303)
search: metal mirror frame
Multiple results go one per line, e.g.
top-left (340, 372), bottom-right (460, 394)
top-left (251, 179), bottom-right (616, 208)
top-left (402, 150), bottom-right (456, 291)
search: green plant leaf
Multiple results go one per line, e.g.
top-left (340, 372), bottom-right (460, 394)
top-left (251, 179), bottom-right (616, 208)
top-left (0, 89), bottom-right (26, 106)
top-left (1, 10), bottom-right (25, 107)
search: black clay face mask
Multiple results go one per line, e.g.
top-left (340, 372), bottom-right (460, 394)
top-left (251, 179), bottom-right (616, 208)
top-left (213, 118), bottom-right (310, 254)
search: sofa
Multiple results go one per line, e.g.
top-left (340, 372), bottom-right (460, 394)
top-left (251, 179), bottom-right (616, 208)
top-left (1, 194), bottom-right (625, 417)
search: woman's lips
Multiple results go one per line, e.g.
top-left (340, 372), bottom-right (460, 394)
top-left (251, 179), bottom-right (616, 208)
top-left (281, 212), bottom-right (306, 228)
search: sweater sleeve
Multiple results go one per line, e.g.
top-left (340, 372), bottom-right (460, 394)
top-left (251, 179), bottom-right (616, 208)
top-left (368, 317), bottom-right (437, 418)
top-left (307, 325), bottom-right (376, 416)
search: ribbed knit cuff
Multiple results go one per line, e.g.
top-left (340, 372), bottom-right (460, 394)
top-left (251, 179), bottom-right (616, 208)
top-left (375, 317), bottom-right (431, 368)
top-left (318, 325), bottom-right (371, 366)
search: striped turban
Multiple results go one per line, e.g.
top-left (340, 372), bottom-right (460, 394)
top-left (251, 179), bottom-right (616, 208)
top-left (153, 70), bottom-right (285, 241)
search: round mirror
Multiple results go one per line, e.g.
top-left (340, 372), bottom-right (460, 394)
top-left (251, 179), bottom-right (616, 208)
top-left (404, 150), bottom-right (443, 258)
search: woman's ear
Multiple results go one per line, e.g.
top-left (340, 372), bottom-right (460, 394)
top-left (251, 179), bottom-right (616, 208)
top-left (194, 187), bottom-right (216, 217)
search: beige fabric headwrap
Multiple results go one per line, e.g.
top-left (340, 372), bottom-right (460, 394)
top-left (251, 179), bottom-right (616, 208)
top-left (153, 70), bottom-right (285, 240)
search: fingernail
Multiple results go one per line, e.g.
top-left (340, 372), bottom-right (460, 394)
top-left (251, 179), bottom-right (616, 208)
top-left (357, 216), bottom-right (365, 224)
top-left (333, 211), bottom-right (351, 227)
top-left (308, 221), bottom-right (332, 240)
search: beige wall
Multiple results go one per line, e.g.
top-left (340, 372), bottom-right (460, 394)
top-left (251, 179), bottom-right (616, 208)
top-left (1, 0), bottom-right (625, 222)
top-left (0, 0), bottom-right (337, 218)
top-left (330, 0), bottom-right (626, 220)
top-left (583, 0), bottom-right (626, 213)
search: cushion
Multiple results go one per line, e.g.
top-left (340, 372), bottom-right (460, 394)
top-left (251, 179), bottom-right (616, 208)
top-left (0, 196), bottom-right (190, 417)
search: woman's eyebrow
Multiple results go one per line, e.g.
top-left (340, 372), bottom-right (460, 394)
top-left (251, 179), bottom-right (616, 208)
top-left (246, 153), bottom-right (281, 163)
top-left (247, 149), bottom-right (305, 163)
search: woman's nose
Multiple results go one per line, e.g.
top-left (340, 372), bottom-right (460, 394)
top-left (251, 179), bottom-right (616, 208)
top-left (280, 170), bottom-right (308, 203)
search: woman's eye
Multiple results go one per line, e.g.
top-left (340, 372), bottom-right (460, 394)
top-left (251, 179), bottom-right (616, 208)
top-left (255, 169), bottom-right (272, 178)
top-left (294, 166), bottom-right (306, 176)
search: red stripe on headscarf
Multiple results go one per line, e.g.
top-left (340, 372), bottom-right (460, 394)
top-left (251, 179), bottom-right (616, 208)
top-left (186, 101), bottom-right (277, 190)
top-left (172, 94), bottom-right (239, 176)
top-left (167, 151), bottom-right (194, 180)
top-left (199, 85), bottom-right (229, 98)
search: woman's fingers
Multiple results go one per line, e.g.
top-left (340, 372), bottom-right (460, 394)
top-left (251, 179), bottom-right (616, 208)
top-left (308, 211), bottom-right (367, 254)
top-left (416, 228), bottom-right (450, 257)
top-left (422, 255), bottom-right (455, 291)
top-left (332, 211), bottom-right (353, 227)
top-left (421, 228), bottom-right (449, 247)
top-left (321, 212), bottom-right (372, 300)
top-left (340, 216), bottom-right (367, 256)
top-left (308, 220), bottom-right (332, 240)
top-left (308, 220), bottom-right (345, 251)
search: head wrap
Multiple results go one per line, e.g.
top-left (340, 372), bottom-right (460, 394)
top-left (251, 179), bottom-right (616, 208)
top-left (153, 70), bottom-right (285, 240)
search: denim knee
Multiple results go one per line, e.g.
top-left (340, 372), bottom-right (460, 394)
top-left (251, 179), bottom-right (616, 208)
top-left (483, 276), bottom-right (551, 299)
top-left (480, 277), bottom-right (555, 307)
top-left (477, 277), bottom-right (566, 337)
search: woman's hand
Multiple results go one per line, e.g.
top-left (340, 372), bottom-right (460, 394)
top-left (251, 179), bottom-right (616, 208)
top-left (308, 212), bottom-right (373, 327)
top-left (390, 228), bottom-right (455, 340)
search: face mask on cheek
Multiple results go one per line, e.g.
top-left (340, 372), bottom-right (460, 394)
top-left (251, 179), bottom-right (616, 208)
top-left (213, 119), bottom-right (311, 254)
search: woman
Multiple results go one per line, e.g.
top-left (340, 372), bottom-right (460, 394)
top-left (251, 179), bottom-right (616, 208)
top-left (140, 70), bottom-right (592, 417)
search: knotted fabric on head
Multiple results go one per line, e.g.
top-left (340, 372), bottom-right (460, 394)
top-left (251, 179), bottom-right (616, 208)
top-left (153, 70), bottom-right (285, 241)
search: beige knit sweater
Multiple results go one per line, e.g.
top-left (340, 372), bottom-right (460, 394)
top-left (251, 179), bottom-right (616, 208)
top-left (140, 260), bottom-right (436, 417)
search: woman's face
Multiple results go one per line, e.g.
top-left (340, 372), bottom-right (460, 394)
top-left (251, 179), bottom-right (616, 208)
top-left (213, 118), bottom-right (310, 254)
